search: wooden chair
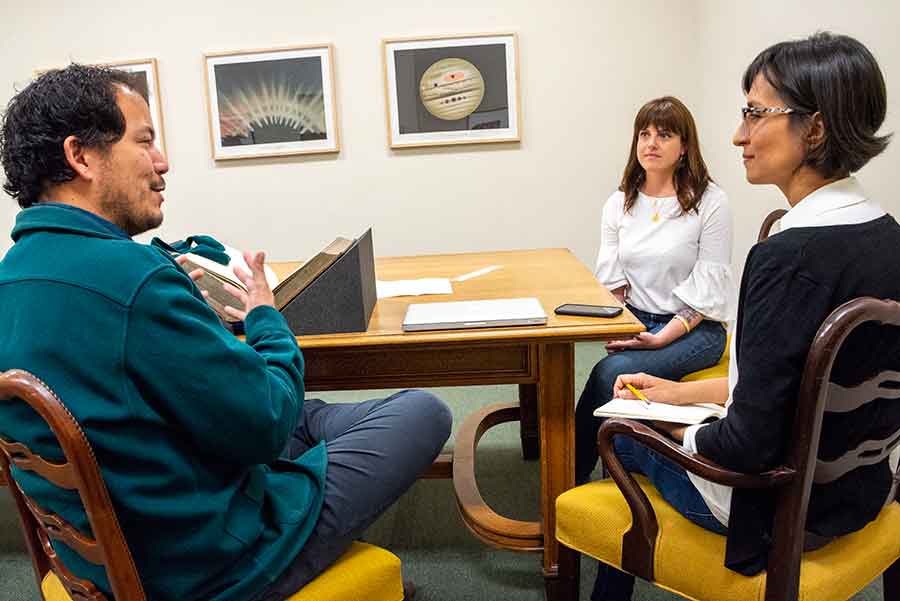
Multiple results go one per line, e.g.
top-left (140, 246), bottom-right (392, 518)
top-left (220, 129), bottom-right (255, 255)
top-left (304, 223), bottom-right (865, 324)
top-left (555, 296), bottom-right (900, 601)
top-left (758, 208), bottom-right (788, 243)
top-left (0, 369), bottom-right (407, 601)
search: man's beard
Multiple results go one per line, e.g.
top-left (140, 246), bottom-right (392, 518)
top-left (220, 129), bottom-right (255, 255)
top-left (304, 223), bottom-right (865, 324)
top-left (97, 183), bottom-right (162, 237)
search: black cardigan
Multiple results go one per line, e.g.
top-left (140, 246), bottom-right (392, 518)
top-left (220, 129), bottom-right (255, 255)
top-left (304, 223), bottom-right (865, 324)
top-left (695, 214), bottom-right (900, 575)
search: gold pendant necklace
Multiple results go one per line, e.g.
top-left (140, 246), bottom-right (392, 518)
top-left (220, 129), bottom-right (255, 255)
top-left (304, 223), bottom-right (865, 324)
top-left (651, 198), bottom-right (660, 222)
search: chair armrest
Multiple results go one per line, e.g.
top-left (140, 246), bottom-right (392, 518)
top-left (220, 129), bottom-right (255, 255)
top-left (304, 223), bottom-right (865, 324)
top-left (595, 418), bottom-right (795, 581)
top-left (598, 418), bottom-right (795, 489)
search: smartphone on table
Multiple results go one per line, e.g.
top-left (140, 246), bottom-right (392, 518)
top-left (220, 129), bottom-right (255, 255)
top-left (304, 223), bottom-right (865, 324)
top-left (554, 303), bottom-right (623, 318)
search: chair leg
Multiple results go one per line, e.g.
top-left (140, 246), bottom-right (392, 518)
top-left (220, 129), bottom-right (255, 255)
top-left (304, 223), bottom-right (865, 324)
top-left (884, 557), bottom-right (900, 600)
top-left (546, 544), bottom-right (580, 601)
top-left (519, 384), bottom-right (540, 460)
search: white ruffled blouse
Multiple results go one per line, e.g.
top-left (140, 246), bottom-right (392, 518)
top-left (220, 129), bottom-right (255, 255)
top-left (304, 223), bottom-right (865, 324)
top-left (593, 182), bottom-right (736, 322)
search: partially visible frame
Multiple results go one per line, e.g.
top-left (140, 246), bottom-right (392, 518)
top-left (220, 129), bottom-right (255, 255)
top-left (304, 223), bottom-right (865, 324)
top-left (112, 59), bottom-right (166, 157)
top-left (204, 44), bottom-right (340, 160)
top-left (34, 58), bottom-right (167, 156)
top-left (382, 32), bottom-right (520, 149)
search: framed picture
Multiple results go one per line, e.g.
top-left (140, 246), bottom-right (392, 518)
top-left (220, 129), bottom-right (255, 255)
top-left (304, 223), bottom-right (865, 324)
top-left (204, 44), bottom-right (340, 160)
top-left (34, 58), bottom-right (167, 156)
top-left (112, 59), bottom-right (166, 157)
top-left (382, 32), bottom-right (520, 149)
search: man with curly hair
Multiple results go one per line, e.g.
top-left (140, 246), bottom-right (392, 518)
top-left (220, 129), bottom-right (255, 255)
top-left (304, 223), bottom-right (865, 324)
top-left (0, 64), bottom-right (449, 601)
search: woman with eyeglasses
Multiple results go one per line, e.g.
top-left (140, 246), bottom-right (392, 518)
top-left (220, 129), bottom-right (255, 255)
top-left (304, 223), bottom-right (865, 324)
top-left (575, 96), bottom-right (735, 486)
top-left (589, 32), bottom-right (900, 601)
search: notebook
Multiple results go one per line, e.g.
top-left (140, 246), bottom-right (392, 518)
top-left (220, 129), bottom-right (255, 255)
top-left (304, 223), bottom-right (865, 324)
top-left (593, 397), bottom-right (726, 425)
top-left (402, 297), bottom-right (548, 332)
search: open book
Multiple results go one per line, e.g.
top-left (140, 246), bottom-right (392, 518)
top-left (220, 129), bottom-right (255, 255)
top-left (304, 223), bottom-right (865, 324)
top-left (179, 237), bottom-right (354, 323)
top-left (593, 397), bottom-right (726, 425)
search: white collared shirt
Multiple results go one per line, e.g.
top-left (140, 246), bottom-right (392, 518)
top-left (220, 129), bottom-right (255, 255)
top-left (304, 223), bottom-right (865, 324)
top-left (682, 176), bottom-right (894, 527)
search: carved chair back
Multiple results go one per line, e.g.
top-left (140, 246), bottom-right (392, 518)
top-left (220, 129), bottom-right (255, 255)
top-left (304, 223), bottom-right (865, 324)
top-left (766, 296), bottom-right (900, 595)
top-left (0, 369), bottom-right (144, 601)
top-left (599, 296), bottom-right (900, 601)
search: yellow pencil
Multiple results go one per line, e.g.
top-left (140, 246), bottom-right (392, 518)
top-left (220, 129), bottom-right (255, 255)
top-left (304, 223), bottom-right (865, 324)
top-left (625, 383), bottom-right (652, 407)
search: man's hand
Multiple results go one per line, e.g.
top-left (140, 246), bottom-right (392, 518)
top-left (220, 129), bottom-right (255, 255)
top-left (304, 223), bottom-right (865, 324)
top-left (224, 251), bottom-right (275, 321)
top-left (613, 372), bottom-right (691, 405)
top-left (175, 255), bottom-right (210, 300)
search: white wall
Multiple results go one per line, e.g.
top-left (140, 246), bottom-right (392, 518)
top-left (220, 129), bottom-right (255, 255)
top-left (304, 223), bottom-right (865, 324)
top-left (1, 1), bottom-right (898, 279)
top-left (0, 0), bottom-right (696, 264)
top-left (694, 0), bottom-right (900, 272)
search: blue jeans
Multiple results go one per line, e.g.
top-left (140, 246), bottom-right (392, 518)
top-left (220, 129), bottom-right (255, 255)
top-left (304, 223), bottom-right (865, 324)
top-left (575, 305), bottom-right (726, 483)
top-left (251, 390), bottom-right (452, 601)
top-left (591, 436), bottom-right (728, 601)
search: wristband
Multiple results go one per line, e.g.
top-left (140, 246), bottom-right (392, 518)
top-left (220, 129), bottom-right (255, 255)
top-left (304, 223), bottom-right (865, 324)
top-left (674, 315), bottom-right (692, 333)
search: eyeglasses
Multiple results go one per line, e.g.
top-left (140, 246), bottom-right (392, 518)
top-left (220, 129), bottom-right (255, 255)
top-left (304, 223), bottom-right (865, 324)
top-left (739, 105), bottom-right (809, 133)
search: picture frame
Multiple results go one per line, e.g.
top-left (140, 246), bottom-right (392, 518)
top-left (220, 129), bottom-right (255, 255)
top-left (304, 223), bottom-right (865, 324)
top-left (204, 44), bottom-right (340, 160)
top-left (34, 58), bottom-right (167, 156)
top-left (112, 59), bottom-right (166, 157)
top-left (382, 32), bottom-right (520, 149)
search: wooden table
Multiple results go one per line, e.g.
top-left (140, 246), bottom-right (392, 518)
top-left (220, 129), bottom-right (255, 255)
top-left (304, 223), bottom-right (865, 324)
top-left (274, 248), bottom-right (643, 596)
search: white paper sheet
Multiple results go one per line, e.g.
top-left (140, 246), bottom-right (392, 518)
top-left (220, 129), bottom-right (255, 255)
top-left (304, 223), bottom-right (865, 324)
top-left (376, 278), bottom-right (453, 299)
top-left (453, 265), bottom-right (502, 282)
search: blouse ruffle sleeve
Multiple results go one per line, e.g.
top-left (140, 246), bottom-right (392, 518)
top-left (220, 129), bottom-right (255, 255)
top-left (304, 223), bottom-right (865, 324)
top-left (672, 184), bottom-right (737, 322)
top-left (673, 260), bottom-right (737, 322)
top-left (593, 192), bottom-right (628, 291)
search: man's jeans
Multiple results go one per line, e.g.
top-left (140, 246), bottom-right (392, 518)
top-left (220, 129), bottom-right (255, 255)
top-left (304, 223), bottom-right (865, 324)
top-left (252, 390), bottom-right (452, 601)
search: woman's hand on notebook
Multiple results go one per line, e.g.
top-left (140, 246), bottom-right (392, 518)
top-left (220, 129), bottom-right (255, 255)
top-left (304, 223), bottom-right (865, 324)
top-left (613, 373), bottom-right (692, 406)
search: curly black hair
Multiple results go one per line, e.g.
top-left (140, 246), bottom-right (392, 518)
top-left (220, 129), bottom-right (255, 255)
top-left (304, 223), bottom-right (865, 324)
top-left (0, 64), bottom-right (145, 208)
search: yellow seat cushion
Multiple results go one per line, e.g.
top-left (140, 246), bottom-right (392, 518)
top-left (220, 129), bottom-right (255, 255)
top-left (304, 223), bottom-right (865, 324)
top-left (286, 542), bottom-right (404, 601)
top-left (681, 334), bottom-right (730, 382)
top-left (41, 569), bottom-right (70, 601)
top-left (556, 475), bottom-right (900, 601)
top-left (42, 542), bottom-right (403, 601)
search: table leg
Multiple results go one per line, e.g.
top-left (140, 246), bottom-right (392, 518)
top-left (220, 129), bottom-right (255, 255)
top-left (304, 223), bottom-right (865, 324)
top-left (519, 383), bottom-right (539, 460)
top-left (538, 342), bottom-right (575, 595)
top-left (547, 545), bottom-right (580, 601)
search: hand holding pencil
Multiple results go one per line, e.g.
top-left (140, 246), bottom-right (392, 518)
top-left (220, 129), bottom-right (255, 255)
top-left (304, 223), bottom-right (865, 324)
top-left (613, 373), bottom-right (686, 406)
top-left (625, 383), bottom-right (652, 407)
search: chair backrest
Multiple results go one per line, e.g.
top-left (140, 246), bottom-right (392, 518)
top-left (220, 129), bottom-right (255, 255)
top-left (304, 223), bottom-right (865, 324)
top-left (0, 369), bottom-right (144, 601)
top-left (766, 297), bottom-right (900, 596)
top-left (758, 208), bottom-right (788, 242)
top-left (598, 296), bottom-right (900, 601)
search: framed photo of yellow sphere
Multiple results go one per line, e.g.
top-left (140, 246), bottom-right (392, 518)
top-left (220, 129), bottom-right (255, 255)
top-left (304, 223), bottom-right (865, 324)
top-left (383, 33), bottom-right (520, 149)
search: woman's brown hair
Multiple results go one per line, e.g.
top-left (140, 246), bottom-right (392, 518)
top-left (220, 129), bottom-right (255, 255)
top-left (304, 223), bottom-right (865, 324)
top-left (620, 96), bottom-right (712, 214)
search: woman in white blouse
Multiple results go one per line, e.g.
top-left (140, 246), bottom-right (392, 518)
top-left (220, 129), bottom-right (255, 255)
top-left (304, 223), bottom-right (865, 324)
top-left (575, 96), bottom-right (736, 485)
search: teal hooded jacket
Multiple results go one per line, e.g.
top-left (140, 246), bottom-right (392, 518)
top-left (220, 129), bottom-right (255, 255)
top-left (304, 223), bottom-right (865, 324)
top-left (0, 204), bottom-right (326, 600)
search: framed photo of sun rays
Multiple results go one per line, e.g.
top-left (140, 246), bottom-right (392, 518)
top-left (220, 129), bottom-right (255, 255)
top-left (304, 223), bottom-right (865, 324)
top-left (382, 32), bottom-right (520, 149)
top-left (203, 44), bottom-right (340, 160)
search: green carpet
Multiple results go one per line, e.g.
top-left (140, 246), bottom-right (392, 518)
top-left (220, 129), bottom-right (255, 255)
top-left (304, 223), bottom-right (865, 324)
top-left (0, 342), bottom-right (884, 600)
